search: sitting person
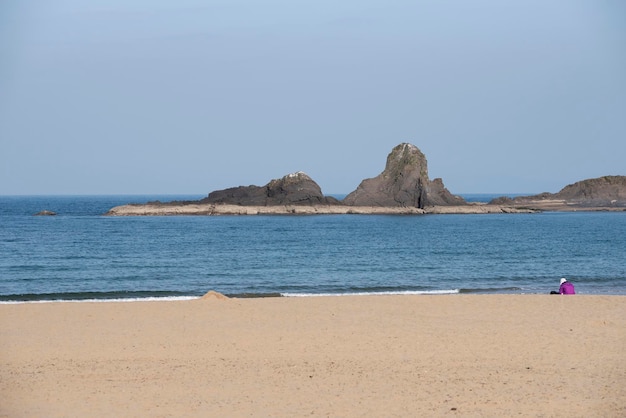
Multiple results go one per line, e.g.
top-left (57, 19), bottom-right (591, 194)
top-left (558, 278), bottom-right (575, 295)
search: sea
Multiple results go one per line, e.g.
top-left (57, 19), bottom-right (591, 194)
top-left (1, 195), bottom-right (625, 303)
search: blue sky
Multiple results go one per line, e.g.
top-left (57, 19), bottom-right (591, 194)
top-left (1, 0), bottom-right (624, 195)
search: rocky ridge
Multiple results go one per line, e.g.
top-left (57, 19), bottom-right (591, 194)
top-left (105, 144), bottom-right (626, 216)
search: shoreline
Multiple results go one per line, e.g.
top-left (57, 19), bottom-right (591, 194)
top-left (3, 291), bottom-right (626, 304)
top-left (104, 203), bottom-right (537, 216)
top-left (5, 287), bottom-right (626, 304)
top-left (2, 294), bottom-right (624, 417)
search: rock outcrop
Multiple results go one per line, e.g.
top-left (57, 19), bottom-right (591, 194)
top-left (554, 176), bottom-right (626, 205)
top-left (343, 143), bottom-right (465, 208)
top-left (424, 178), bottom-right (467, 207)
top-left (200, 171), bottom-right (340, 206)
top-left (489, 176), bottom-right (626, 210)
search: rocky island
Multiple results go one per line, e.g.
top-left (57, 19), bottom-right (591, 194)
top-left (106, 143), bottom-right (626, 216)
top-left (489, 176), bottom-right (626, 211)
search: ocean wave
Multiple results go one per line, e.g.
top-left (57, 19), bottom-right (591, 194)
top-left (0, 296), bottom-right (199, 304)
top-left (0, 286), bottom-right (536, 303)
top-left (0, 290), bottom-right (196, 303)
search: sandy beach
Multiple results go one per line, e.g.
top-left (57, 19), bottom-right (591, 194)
top-left (1, 295), bottom-right (624, 417)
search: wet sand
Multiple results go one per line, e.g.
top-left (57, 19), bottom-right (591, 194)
top-left (1, 295), bottom-right (624, 417)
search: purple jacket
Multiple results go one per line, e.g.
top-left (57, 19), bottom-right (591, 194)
top-left (559, 281), bottom-right (575, 295)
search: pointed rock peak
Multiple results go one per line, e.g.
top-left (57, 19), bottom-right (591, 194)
top-left (389, 143), bottom-right (422, 158)
top-left (389, 142), bottom-right (423, 157)
top-left (343, 143), bottom-right (464, 208)
top-left (385, 143), bottom-right (428, 177)
top-left (343, 143), bottom-right (429, 208)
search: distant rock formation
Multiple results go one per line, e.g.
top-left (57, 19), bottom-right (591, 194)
top-left (104, 143), bottom-right (625, 216)
top-left (490, 176), bottom-right (626, 209)
top-left (200, 171), bottom-right (340, 206)
top-left (343, 143), bottom-right (465, 208)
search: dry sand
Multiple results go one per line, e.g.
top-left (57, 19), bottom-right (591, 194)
top-left (1, 295), bottom-right (624, 417)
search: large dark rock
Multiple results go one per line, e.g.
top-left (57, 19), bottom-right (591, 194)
top-left (201, 171), bottom-right (340, 206)
top-left (343, 143), bottom-right (465, 208)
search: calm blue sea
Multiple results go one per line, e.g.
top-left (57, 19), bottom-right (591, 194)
top-left (1, 195), bottom-right (625, 302)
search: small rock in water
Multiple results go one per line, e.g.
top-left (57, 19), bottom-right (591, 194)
top-left (34, 210), bottom-right (56, 216)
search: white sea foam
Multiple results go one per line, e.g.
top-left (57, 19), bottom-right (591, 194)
top-left (1, 292), bottom-right (461, 303)
top-left (282, 289), bottom-right (460, 297)
top-left (0, 296), bottom-right (199, 305)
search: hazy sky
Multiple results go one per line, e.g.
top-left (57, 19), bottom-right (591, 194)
top-left (1, 1), bottom-right (624, 195)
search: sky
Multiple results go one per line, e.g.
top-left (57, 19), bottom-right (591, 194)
top-left (1, 0), bottom-right (625, 196)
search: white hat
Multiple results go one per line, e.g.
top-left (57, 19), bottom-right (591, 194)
top-left (560, 278), bottom-right (567, 285)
